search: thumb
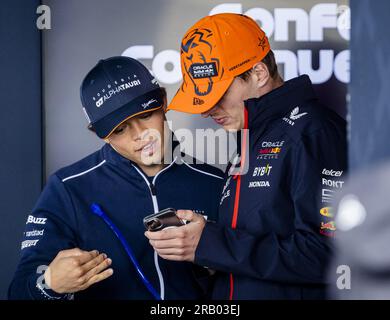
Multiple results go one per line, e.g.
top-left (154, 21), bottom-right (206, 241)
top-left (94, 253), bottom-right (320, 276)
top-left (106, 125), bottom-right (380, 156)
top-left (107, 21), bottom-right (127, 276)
top-left (177, 210), bottom-right (203, 223)
top-left (44, 266), bottom-right (52, 288)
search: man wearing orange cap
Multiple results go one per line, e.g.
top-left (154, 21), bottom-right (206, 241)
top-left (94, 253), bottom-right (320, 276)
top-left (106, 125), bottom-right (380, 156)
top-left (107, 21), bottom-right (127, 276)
top-left (146, 13), bottom-right (347, 299)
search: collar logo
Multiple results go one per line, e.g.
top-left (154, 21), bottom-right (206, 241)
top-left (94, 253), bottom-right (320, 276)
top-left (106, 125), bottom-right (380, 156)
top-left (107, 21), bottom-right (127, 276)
top-left (289, 106), bottom-right (307, 120)
top-left (283, 106), bottom-right (308, 126)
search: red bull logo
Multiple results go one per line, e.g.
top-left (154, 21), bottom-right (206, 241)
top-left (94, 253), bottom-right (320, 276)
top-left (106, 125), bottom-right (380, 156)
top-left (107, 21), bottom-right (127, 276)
top-left (259, 147), bottom-right (281, 155)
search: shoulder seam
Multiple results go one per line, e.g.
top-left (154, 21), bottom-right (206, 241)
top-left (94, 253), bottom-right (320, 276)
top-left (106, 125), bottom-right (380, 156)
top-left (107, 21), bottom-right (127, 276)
top-left (61, 160), bottom-right (107, 182)
top-left (182, 161), bottom-right (223, 180)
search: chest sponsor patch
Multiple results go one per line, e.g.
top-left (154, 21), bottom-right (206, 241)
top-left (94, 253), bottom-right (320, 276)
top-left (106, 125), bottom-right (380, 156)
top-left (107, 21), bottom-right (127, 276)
top-left (320, 220), bottom-right (336, 238)
top-left (252, 164), bottom-right (272, 177)
top-left (322, 178), bottom-right (345, 189)
top-left (320, 207), bottom-right (334, 218)
top-left (21, 239), bottom-right (39, 250)
top-left (283, 106), bottom-right (308, 126)
top-left (26, 215), bottom-right (47, 225)
top-left (257, 147), bottom-right (281, 160)
top-left (248, 180), bottom-right (270, 188)
top-left (220, 176), bottom-right (232, 205)
top-left (321, 220), bottom-right (336, 231)
top-left (261, 141), bottom-right (284, 148)
top-left (25, 229), bottom-right (44, 237)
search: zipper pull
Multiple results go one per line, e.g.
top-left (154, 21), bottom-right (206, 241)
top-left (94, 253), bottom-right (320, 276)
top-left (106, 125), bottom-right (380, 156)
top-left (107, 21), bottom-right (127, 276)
top-left (150, 183), bottom-right (157, 195)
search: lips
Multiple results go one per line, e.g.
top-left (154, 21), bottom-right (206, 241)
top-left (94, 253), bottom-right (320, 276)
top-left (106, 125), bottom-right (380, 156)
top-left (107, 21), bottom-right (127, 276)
top-left (139, 140), bottom-right (157, 156)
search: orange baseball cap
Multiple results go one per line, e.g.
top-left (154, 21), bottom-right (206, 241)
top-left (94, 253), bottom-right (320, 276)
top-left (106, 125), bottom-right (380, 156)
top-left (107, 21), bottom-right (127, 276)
top-left (167, 13), bottom-right (270, 114)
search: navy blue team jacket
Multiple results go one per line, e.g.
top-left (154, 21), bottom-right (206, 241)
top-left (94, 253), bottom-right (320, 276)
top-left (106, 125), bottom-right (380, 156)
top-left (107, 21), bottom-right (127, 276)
top-left (8, 143), bottom-right (223, 300)
top-left (195, 75), bottom-right (347, 299)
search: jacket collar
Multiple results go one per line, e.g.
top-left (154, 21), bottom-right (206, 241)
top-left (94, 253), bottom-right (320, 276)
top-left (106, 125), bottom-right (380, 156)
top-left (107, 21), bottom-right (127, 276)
top-left (100, 132), bottom-right (181, 176)
top-left (245, 75), bottom-right (317, 129)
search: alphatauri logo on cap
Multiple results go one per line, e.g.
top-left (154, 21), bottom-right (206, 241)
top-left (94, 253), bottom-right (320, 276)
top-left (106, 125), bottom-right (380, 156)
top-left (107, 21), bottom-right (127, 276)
top-left (92, 76), bottom-right (141, 108)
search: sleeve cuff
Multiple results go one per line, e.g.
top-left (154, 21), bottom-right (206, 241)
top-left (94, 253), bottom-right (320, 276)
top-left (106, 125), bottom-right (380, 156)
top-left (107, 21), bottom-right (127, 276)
top-left (194, 221), bottom-right (223, 269)
top-left (30, 274), bottom-right (73, 300)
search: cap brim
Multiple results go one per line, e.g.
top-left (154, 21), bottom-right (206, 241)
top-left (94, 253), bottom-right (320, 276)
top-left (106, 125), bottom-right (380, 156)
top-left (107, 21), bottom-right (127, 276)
top-left (101, 105), bottom-right (163, 139)
top-left (167, 77), bottom-right (234, 114)
top-left (92, 88), bottom-right (164, 139)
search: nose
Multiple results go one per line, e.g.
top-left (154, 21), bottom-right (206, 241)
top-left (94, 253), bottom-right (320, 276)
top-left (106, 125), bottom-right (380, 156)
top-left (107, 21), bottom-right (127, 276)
top-left (201, 105), bottom-right (217, 118)
top-left (201, 110), bottom-right (210, 118)
top-left (132, 121), bottom-right (147, 141)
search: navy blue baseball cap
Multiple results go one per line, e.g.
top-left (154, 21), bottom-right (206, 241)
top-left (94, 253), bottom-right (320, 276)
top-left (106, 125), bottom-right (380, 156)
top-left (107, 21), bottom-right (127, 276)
top-left (80, 56), bottom-right (165, 139)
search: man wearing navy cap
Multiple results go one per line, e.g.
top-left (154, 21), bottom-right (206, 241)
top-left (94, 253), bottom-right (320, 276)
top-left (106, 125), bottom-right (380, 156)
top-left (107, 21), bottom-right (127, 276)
top-left (8, 56), bottom-right (223, 300)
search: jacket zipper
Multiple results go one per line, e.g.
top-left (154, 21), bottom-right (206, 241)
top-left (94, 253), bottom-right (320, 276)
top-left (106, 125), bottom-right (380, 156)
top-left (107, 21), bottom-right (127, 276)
top-left (131, 157), bottom-right (177, 300)
top-left (229, 108), bottom-right (248, 300)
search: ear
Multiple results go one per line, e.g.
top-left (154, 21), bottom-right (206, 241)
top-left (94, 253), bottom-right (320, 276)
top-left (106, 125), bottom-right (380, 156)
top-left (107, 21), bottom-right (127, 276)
top-left (252, 61), bottom-right (270, 88)
top-left (163, 93), bottom-right (167, 106)
top-left (162, 92), bottom-right (168, 113)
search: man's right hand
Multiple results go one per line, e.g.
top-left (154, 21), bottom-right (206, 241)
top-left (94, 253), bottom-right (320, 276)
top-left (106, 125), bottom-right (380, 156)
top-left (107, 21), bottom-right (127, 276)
top-left (44, 248), bottom-right (113, 294)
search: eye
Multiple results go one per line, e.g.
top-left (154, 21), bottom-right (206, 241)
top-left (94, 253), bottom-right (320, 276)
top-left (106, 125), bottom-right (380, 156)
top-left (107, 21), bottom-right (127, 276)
top-left (113, 124), bottom-right (126, 135)
top-left (138, 112), bottom-right (153, 120)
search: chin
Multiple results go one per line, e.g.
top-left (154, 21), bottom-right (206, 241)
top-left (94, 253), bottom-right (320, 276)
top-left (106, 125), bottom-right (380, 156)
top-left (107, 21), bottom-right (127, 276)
top-left (140, 151), bottom-right (163, 166)
top-left (223, 123), bottom-right (240, 132)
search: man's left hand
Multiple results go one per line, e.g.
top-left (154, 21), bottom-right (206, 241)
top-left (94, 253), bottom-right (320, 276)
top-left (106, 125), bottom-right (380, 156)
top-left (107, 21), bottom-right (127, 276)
top-left (145, 210), bottom-right (206, 262)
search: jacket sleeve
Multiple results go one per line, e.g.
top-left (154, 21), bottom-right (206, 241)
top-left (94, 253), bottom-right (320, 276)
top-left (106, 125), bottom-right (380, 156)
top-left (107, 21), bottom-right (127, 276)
top-left (8, 175), bottom-right (79, 300)
top-left (194, 127), bottom-right (347, 285)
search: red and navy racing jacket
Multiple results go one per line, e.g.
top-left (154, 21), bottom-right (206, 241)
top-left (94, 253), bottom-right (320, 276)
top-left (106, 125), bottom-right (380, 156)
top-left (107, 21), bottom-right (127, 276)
top-left (194, 75), bottom-right (347, 300)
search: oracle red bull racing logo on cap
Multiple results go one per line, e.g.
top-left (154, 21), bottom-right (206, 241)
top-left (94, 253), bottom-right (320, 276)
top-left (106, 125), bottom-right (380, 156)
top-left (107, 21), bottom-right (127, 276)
top-left (189, 62), bottom-right (218, 79)
top-left (181, 28), bottom-right (220, 97)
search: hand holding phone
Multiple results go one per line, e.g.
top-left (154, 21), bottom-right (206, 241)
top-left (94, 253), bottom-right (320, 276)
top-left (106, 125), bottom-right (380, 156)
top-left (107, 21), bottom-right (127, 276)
top-left (143, 208), bottom-right (185, 232)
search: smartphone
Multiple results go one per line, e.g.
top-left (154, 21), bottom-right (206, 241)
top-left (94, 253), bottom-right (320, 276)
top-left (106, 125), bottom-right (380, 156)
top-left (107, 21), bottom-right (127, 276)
top-left (143, 208), bottom-right (185, 232)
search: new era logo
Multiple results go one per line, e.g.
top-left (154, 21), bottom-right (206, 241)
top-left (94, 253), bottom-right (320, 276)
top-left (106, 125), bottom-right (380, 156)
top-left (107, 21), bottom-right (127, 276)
top-left (193, 97), bottom-right (204, 105)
